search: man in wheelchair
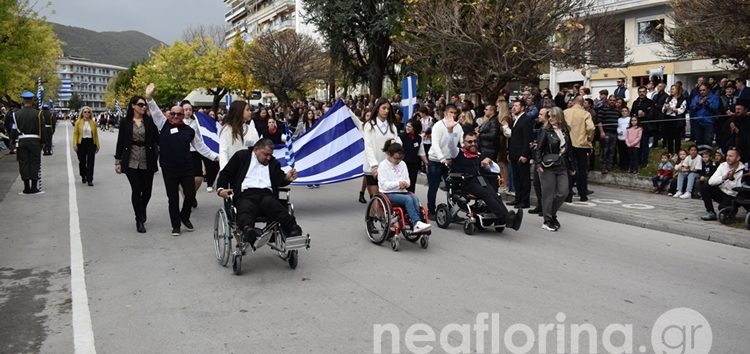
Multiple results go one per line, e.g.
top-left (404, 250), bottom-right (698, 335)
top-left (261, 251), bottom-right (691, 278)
top-left (216, 139), bottom-right (302, 248)
top-left (446, 131), bottom-right (523, 230)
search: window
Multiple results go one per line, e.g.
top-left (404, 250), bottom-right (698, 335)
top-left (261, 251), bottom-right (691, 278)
top-left (637, 18), bottom-right (664, 45)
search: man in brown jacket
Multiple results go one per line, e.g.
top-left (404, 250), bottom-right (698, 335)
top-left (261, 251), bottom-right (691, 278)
top-left (564, 96), bottom-right (595, 201)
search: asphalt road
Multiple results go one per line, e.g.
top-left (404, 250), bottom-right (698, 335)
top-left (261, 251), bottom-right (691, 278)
top-left (1, 121), bottom-right (749, 354)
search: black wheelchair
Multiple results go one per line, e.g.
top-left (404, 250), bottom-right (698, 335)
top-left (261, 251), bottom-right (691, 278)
top-left (434, 173), bottom-right (506, 235)
top-left (365, 193), bottom-right (431, 251)
top-left (718, 185), bottom-right (750, 229)
top-left (213, 187), bottom-right (311, 275)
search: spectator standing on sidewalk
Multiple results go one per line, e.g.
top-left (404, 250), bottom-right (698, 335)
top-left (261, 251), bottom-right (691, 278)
top-left (662, 84), bottom-right (688, 155)
top-left (508, 99), bottom-right (534, 208)
top-left (625, 116), bottom-right (642, 175)
top-left (700, 148), bottom-right (746, 221)
top-left (597, 96), bottom-right (620, 174)
top-left (630, 86), bottom-right (654, 168)
top-left (690, 84), bottom-right (720, 152)
top-left (616, 106), bottom-right (631, 170)
top-left (563, 96), bottom-right (594, 201)
top-left (145, 84), bottom-right (218, 236)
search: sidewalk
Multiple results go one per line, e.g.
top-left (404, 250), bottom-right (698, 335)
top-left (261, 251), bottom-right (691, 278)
top-left (418, 172), bottom-right (750, 249)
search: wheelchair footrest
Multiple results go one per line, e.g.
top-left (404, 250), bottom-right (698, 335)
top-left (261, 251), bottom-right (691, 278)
top-left (285, 235), bottom-right (311, 250)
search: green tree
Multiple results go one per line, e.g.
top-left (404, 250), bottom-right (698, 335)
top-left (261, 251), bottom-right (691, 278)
top-left (68, 92), bottom-right (82, 110)
top-left (245, 30), bottom-right (327, 106)
top-left (665, 0), bottom-right (750, 77)
top-left (303, 0), bottom-right (403, 97)
top-left (0, 0), bottom-right (63, 107)
top-left (220, 36), bottom-right (260, 100)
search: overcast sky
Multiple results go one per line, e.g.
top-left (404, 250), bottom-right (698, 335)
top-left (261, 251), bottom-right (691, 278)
top-left (43, 0), bottom-right (227, 44)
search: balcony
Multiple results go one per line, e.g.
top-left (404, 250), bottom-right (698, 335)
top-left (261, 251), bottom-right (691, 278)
top-left (225, 2), bottom-right (248, 23)
top-left (246, 0), bottom-right (295, 25)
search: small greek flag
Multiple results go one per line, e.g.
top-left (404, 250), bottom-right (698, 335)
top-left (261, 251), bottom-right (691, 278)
top-left (400, 75), bottom-right (417, 127)
top-left (36, 77), bottom-right (45, 109)
top-left (284, 122), bottom-right (295, 168)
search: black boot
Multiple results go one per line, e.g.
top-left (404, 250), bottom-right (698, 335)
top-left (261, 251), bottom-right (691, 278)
top-left (358, 191), bottom-right (367, 204)
top-left (22, 179), bottom-right (30, 194)
top-left (136, 220), bottom-right (146, 233)
top-left (29, 179), bottom-right (40, 194)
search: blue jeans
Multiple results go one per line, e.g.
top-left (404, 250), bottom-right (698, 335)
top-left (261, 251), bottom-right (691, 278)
top-left (676, 172), bottom-right (699, 194)
top-left (651, 175), bottom-right (671, 192)
top-left (507, 162), bottom-right (515, 192)
top-left (427, 160), bottom-right (449, 214)
top-left (386, 192), bottom-right (422, 227)
top-left (600, 133), bottom-right (617, 171)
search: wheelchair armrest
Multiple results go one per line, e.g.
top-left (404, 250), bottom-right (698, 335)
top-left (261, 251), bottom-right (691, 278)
top-left (278, 187), bottom-right (291, 193)
top-left (448, 173), bottom-right (465, 179)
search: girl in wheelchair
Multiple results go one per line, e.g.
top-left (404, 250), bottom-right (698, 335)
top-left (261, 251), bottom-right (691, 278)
top-left (378, 140), bottom-right (432, 233)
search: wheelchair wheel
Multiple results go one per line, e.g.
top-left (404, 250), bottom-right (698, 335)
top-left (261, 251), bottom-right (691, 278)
top-left (288, 250), bottom-right (298, 269)
top-left (419, 236), bottom-right (429, 249)
top-left (463, 220), bottom-right (476, 235)
top-left (214, 209), bottom-right (231, 266)
top-left (495, 226), bottom-right (505, 233)
top-left (365, 194), bottom-right (391, 244)
top-left (391, 236), bottom-right (400, 251)
top-left (232, 253), bottom-right (242, 275)
top-left (435, 204), bottom-right (451, 229)
top-left (718, 208), bottom-right (736, 225)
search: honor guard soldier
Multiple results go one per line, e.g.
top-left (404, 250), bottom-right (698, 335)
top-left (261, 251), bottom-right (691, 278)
top-left (41, 104), bottom-right (55, 155)
top-left (14, 91), bottom-right (46, 194)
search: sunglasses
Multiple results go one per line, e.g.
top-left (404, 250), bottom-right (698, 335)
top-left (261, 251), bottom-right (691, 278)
top-left (170, 112), bottom-right (185, 118)
top-left (135, 103), bottom-right (147, 108)
top-left (464, 140), bottom-right (477, 144)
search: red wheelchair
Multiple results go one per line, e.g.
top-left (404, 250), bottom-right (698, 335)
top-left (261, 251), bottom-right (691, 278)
top-left (364, 193), bottom-right (431, 251)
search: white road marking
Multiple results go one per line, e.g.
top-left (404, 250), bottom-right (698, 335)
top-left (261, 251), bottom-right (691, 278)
top-left (66, 123), bottom-right (97, 353)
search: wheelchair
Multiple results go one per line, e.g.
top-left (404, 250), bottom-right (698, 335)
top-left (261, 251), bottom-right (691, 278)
top-left (213, 187), bottom-right (311, 275)
top-left (434, 173), bottom-right (506, 235)
top-left (718, 185), bottom-right (750, 229)
top-left (365, 193), bottom-right (431, 251)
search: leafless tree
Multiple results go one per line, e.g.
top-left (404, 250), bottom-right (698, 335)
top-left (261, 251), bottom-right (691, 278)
top-left (246, 30), bottom-right (327, 105)
top-left (182, 24), bottom-right (228, 48)
top-left (395, 0), bottom-right (626, 103)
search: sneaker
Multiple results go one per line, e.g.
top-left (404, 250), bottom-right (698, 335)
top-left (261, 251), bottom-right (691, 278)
top-left (541, 222), bottom-right (557, 232)
top-left (206, 186), bottom-right (214, 193)
top-left (653, 187), bottom-right (660, 193)
top-left (667, 193), bottom-right (674, 196)
top-left (171, 227), bottom-right (180, 236)
top-left (181, 218), bottom-right (194, 231)
top-left (289, 225), bottom-right (303, 237)
top-left (701, 212), bottom-right (717, 221)
top-left (679, 192), bottom-right (691, 199)
top-left (672, 192), bottom-right (682, 198)
top-left (552, 216), bottom-right (560, 230)
top-left (414, 221), bottom-right (431, 233)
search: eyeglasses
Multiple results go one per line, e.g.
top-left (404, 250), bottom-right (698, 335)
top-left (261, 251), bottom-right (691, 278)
top-left (83, 111), bottom-right (91, 114)
top-left (170, 112), bottom-right (185, 118)
top-left (464, 140), bottom-right (477, 144)
top-left (135, 103), bottom-right (147, 108)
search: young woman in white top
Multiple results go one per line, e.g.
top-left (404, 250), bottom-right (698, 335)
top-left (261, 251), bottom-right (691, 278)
top-left (377, 140), bottom-right (431, 233)
top-left (219, 100), bottom-right (259, 171)
top-left (363, 98), bottom-right (402, 197)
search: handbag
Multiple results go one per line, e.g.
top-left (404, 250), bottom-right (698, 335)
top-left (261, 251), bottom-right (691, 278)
top-left (541, 153), bottom-right (561, 168)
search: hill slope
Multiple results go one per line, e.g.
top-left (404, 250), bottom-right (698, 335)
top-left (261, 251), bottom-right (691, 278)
top-left (52, 23), bottom-right (163, 67)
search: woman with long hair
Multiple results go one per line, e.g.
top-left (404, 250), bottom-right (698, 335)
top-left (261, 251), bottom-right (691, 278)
top-left (534, 106), bottom-right (576, 232)
top-left (357, 110), bottom-right (373, 203)
top-left (661, 84), bottom-right (688, 155)
top-left (496, 98), bottom-right (513, 192)
top-left (219, 100), bottom-right (259, 171)
top-left (293, 109), bottom-right (317, 140)
top-left (114, 96), bottom-right (160, 233)
top-left (73, 106), bottom-right (100, 186)
top-left (362, 98), bottom-right (401, 197)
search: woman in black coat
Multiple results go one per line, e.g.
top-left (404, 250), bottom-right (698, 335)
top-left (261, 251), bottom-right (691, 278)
top-left (398, 118), bottom-right (429, 193)
top-left (114, 95), bottom-right (160, 233)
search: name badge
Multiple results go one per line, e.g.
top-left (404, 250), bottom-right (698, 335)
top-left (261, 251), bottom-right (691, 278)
top-left (170, 127), bottom-right (178, 134)
top-left (413, 142), bottom-right (419, 148)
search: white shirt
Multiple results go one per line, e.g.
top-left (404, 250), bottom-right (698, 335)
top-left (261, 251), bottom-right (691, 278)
top-left (219, 121), bottom-right (259, 170)
top-left (240, 153), bottom-right (272, 192)
top-left (419, 116), bottom-right (433, 144)
top-left (82, 120), bottom-right (93, 138)
top-left (709, 162), bottom-right (746, 196)
top-left (362, 120), bottom-right (401, 172)
top-left (428, 120), bottom-right (463, 163)
top-left (377, 159), bottom-right (410, 193)
top-left (679, 155), bottom-right (703, 172)
top-left (616, 117), bottom-right (630, 141)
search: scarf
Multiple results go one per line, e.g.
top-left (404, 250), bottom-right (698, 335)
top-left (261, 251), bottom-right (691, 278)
top-left (406, 132), bottom-right (416, 141)
top-left (168, 119), bottom-right (185, 127)
top-left (462, 147), bottom-right (478, 159)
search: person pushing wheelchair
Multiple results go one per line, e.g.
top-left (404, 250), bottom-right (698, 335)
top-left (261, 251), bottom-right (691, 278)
top-left (216, 139), bottom-right (303, 248)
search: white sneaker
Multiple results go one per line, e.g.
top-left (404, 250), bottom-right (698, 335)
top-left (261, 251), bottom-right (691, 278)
top-left (206, 186), bottom-right (214, 193)
top-left (672, 192), bottom-right (682, 198)
top-left (679, 192), bottom-right (691, 199)
top-left (414, 221), bottom-right (431, 233)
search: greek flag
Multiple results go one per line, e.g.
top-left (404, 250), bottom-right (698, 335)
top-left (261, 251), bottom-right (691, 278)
top-left (36, 77), bottom-right (45, 109)
top-left (284, 122), bottom-right (295, 168)
top-left (400, 75), bottom-right (417, 127)
top-left (273, 100), bottom-right (364, 185)
top-left (195, 112), bottom-right (221, 154)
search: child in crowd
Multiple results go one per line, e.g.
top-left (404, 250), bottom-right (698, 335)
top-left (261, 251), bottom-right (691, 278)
top-left (696, 150), bottom-right (718, 198)
top-left (625, 116), bottom-right (642, 175)
top-left (668, 149), bottom-right (688, 196)
top-left (714, 150), bottom-right (724, 165)
top-left (673, 145), bottom-right (703, 199)
top-left (652, 153), bottom-right (674, 193)
top-left (377, 140), bottom-right (431, 233)
top-left (617, 107), bottom-right (631, 170)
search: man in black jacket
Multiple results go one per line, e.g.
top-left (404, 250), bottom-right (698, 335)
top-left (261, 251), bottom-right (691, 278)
top-left (508, 99), bottom-right (534, 208)
top-left (217, 139), bottom-right (302, 248)
top-left (631, 86), bottom-right (654, 167)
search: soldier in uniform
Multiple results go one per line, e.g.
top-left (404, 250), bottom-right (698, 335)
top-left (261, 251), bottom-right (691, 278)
top-left (14, 91), bottom-right (45, 194)
top-left (41, 104), bottom-right (55, 155)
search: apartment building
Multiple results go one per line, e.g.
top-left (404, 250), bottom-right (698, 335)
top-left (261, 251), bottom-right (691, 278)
top-left (56, 57), bottom-right (126, 112)
top-left (223, 0), bottom-right (318, 43)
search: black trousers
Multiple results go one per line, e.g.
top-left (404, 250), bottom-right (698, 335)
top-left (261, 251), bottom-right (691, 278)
top-left (77, 138), bottom-right (96, 181)
top-left (43, 127), bottom-right (54, 154)
top-left (510, 158), bottom-right (531, 206)
top-left (701, 184), bottom-right (734, 213)
top-left (163, 172), bottom-right (195, 228)
top-left (125, 168), bottom-right (155, 223)
top-left (236, 188), bottom-right (297, 233)
top-left (533, 168), bottom-right (542, 207)
top-left (16, 140), bottom-right (41, 180)
top-left (203, 156), bottom-right (220, 187)
top-left (463, 178), bottom-right (508, 224)
top-left (569, 147), bottom-right (589, 197)
top-left (406, 161), bottom-right (420, 193)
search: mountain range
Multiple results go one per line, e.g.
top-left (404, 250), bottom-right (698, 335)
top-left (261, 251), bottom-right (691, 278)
top-left (52, 23), bottom-right (164, 67)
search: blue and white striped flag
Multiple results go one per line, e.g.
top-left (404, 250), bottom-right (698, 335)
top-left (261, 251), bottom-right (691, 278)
top-left (195, 112), bottom-right (221, 154)
top-left (284, 122), bottom-right (295, 168)
top-left (273, 100), bottom-right (364, 185)
top-left (400, 75), bottom-right (417, 127)
top-left (36, 77), bottom-right (45, 109)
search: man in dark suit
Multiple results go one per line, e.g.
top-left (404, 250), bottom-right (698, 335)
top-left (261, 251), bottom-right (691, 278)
top-left (217, 139), bottom-right (302, 247)
top-left (508, 99), bottom-right (534, 208)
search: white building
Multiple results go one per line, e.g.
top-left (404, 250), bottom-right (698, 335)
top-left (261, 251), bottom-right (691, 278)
top-left (223, 0), bottom-right (319, 43)
top-left (56, 57), bottom-right (125, 112)
top-left (550, 0), bottom-right (733, 98)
